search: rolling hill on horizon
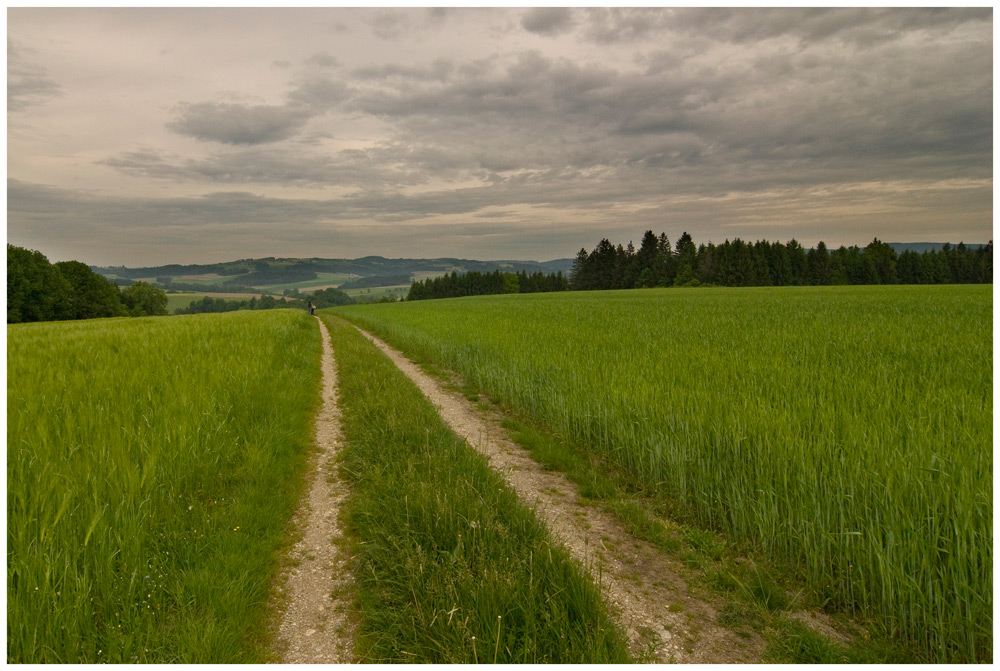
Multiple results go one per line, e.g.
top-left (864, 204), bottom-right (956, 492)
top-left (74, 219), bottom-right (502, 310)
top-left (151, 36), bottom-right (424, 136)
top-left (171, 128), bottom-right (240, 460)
top-left (91, 255), bottom-right (576, 301)
top-left (92, 255), bottom-right (574, 280)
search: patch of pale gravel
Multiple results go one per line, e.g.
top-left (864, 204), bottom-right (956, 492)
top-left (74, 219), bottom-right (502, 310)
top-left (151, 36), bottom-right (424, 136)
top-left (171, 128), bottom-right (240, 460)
top-left (272, 317), bottom-right (356, 663)
top-left (356, 327), bottom-right (766, 664)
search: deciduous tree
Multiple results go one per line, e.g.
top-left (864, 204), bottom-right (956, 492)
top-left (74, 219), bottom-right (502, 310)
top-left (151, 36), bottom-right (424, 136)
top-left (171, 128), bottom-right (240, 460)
top-left (55, 260), bottom-right (127, 320)
top-left (120, 281), bottom-right (168, 317)
top-left (7, 245), bottom-right (71, 323)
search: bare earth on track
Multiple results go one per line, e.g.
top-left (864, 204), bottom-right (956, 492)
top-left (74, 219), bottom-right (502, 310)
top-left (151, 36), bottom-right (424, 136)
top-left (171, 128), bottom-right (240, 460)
top-left (357, 327), bottom-right (766, 664)
top-left (271, 317), bottom-right (356, 663)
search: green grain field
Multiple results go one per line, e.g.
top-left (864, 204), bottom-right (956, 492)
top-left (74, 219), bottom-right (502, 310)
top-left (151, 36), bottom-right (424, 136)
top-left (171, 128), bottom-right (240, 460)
top-left (333, 285), bottom-right (992, 662)
top-left (8, 310), bottom-right (321, 663)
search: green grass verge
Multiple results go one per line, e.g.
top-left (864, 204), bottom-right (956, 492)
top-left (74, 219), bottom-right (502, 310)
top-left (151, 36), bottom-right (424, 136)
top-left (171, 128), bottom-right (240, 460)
top-left (320, 314), bottom-right (631, 663)
top-left (8, 310), bottom-right (321, 663)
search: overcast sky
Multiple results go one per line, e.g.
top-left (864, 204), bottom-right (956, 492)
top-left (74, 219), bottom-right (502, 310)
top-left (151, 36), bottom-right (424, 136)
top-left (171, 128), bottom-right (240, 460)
top-left (7, 7), bottom-right (994, 266)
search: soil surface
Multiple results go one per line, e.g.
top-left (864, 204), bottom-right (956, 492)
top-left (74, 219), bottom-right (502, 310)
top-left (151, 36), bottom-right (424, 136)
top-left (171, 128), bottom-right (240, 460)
top-left (357, 327), bottom-right (766, 664)
top-left (271, 317), bottom-right (356, 663)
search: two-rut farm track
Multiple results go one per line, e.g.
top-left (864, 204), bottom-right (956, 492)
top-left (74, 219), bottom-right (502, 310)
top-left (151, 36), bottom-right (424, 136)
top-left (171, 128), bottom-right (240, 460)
top-left (272, 317), bottom-right (767, 663)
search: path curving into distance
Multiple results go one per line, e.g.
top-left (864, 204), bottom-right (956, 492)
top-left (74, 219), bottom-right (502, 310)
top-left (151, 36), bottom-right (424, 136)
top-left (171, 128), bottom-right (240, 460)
top-left (272, 317), bottom-right (356, 663)
top-left (353, 326), bottom-right (766, 664)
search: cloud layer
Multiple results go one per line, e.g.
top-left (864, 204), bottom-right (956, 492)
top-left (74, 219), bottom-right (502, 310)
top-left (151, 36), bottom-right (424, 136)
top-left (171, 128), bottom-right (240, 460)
top-left (7, 8), bottom-right (993, 266)
top-left (166, 102), bottom-right (315, 145)
top-left (7, 39), bottom-right (61, 112)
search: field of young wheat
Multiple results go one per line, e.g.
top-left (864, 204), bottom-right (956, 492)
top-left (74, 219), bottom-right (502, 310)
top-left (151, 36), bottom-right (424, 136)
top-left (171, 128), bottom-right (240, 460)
top-left (334, 285), bottom-right (992, 662)
top-left (7, 310), bottom-right (321, 663)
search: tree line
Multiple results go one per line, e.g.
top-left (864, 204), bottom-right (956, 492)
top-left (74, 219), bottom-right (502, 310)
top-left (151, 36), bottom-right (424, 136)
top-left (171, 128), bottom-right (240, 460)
top-left (175, 287), bottom-right (355, 315)
top-left (407, 270), bottom-right (569, 301)
top-left (570, 232), bottom-right (992, 290)
top-left (174, 295), bottom-right (295, 315)
top-left (8, 245), bottom-right (168, 323)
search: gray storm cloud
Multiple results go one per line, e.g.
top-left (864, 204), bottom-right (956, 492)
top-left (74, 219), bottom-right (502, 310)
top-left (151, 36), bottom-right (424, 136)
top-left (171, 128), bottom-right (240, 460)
top-left (522, 8), bottom-right (575, 36)
top-left (166, 101), bottom-right (315, 145)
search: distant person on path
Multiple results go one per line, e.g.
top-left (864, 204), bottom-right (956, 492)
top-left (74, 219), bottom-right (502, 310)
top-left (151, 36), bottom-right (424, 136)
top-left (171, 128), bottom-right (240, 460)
top-left (308, 301), bottom-right (315, 315)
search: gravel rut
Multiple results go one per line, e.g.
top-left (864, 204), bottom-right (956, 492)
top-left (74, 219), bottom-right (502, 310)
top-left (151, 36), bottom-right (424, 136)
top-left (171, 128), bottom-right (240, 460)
top-left (272, 317), bottom-right (356, 663)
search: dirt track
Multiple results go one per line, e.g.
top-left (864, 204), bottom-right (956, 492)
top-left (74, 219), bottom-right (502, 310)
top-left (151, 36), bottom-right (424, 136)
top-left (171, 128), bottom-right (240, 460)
top-left (271, 317), bottom-right (356, 663)
top-left (355, 326), bottom-right (766, 663)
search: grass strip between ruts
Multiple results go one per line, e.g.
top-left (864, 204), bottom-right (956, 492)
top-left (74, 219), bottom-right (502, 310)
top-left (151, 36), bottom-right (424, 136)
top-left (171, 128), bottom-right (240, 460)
top-left (320, 314), bottom-right (631, 663)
